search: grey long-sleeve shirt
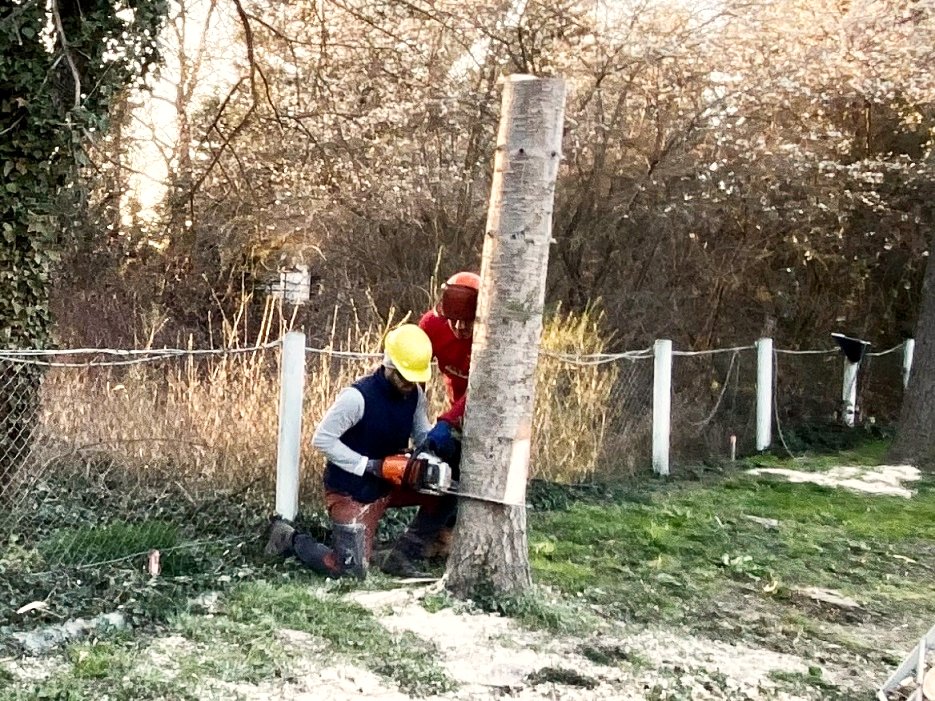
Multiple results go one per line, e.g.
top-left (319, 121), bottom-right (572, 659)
top-left (311, 386), bottom-right (432, 475)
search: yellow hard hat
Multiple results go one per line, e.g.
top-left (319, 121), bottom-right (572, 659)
top-left (384, 324), bottom-right (432, 383)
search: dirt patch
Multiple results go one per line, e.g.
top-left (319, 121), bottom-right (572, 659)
top-left (141, 634), bottom-right (195, 680)
top-left (746, 464), bottom-right (920, 498)
top-left (1, 655), bottom-right (63, 684)
top-left (215, 663), bottom-right (414, 701)
top-left (346, 586), bottom-right (827, 700)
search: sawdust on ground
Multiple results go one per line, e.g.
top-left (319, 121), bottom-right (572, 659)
top-left (746, 464), bottom-right (920, 498)
top-left (3, 582), bottom-right (885, 700)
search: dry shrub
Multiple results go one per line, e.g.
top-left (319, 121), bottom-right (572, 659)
top-left (531, 304), bottom-right (620, 483)
top-left (19, 298), bottom-right (293, 501)
top-left (19, 300), bottom-right (624, 516)
top-left (31, 346), bottom-right (279, 497)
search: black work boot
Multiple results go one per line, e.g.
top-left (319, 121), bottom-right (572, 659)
top-left (381, 533), bottom-right (431, 579)
top-left (293, 534), bottom-right (342, 577)
top-left (264, 516), bottom-right (296, 557)
top-left (332, 522), bottom-right (367, 580)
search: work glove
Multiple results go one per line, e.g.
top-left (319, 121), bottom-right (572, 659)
top-left (425, 421), bottom-right (459, 462)
top-left (365, 454), bottom-right (428, 488)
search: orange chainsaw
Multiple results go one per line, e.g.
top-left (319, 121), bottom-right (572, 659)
top-left (374, 450), bottom-right (457, 495)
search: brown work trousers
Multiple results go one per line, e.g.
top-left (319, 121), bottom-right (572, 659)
top-left (324, 487), bottom-right (455, 563)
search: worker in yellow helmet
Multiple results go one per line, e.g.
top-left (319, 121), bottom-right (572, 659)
top-left (265, 324), bottom-right (456, 579)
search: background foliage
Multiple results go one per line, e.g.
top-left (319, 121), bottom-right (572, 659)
top-left (39, 0), bottom-right (935, 355)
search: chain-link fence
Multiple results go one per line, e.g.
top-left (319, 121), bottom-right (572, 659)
top-left (670, 348), bottom-right (759, 466)
top-left (0, 346), bottom-right (281, 631)
top-left (774, 350), bottom-right (842, 428)
top-left (0, 337), bottom-right (910, 631)
top-left (770, 344), bottom-right (906, 452)
top-left (860, 346), bottom-right (905, 427)
top-left (533, 349), bottom-right (655, 482)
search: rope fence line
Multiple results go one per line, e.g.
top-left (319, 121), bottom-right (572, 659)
top-left (305, 347), bottom-right (382, 360)
top-left (0, 342), bottom-right (281, 357)
top-left (867, 344), bottom-right (905, 357)
top-left (774, 348), bottom-right (839, 356)
top-left (0, 342), bottom-right (282, 367)
top-left (0, 339), bottom-right (912, 366)
top-left (0, 333), bottom-right (913, 596)
top-left (672, 345), bottom-right (756, 356)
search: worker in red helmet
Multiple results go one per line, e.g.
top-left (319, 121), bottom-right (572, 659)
top-left (418, 272), bottom-right (480, 558)
top-left (419, 271), bottom-right (480, 442)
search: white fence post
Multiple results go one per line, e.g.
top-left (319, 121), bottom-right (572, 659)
top-left (653, 339), bottom-right (672, 476)
top-left (903, 338), bottom-right (915, 390)
top-left (842, 359), bottom-right (859, 428)
top-left (276, 331), bottom-right (306, 520)
top-left (756, 338), bottom-right (773, 451)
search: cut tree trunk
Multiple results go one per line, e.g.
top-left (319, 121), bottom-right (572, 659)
top-left (445, 75), bottom-right (566, 598)
top-left (891, 241), bottom-right (935, 468)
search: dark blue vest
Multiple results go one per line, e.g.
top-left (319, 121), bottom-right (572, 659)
top-left (322, 368), bottom-right (418, 503)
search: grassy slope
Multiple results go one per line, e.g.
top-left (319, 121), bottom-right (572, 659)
top-left (529, 441), bottom-right (935, 660)
top-left (4, 440), bottom-right (932, 699)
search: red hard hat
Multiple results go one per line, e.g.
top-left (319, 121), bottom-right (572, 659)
top-left (445, 271), bottom-right (480, 290)
top-left (439, 271), bottom-right (480, 322)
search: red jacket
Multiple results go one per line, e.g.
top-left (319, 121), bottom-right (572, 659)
top-left (419, 310), bottom-right (472, 428)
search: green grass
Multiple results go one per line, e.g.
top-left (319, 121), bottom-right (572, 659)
top-left (67, 640), bottom-right (132, 680)
top-left (578, 640), bottom-right (632, 665)
top-left (1, 645), bottom-right (199, 701)
top-left (39, 520), bottom-right (181, 568)
top-left (741, 436), bottom-right (890, 470)
top-left (526, 665), bottom-right (598, 688)
top-left (490, 587), bottom-right (600, 634)
top-left (768, 667), bottom-right (848, 700)
top-left (529, 445), bottom-right (935, 642)
top-left (0, 666), bottom-right (13, 688)
top-left (173, 614), bottom-right (293, 684)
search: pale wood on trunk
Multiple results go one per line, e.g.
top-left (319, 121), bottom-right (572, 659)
top-left (446, 75), bottom-right (566, 597)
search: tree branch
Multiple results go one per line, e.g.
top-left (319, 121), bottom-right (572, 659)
top-left (50, 0), bottom-right (81, 108)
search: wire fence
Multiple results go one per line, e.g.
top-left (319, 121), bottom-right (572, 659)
top-left (670, 347), bottom-right (759, 465)
top-left (0, 348), bottom-right (279, 586)
top-left (0, 337), bottom-right (910, 628)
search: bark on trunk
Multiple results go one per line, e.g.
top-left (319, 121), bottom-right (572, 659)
top-left (446, 75), bottom-right (566, 598)
top-left (891, 243), bottom-right (935, 468)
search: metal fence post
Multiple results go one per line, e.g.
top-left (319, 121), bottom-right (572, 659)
top-left (903, 338), bottom-right (915, 390)
top-left (756, 338), bottom-right (773, 451)
top-left (653, 339), bottom-right (672, 476)
top-left (276, 331), bottom-right (306, 520)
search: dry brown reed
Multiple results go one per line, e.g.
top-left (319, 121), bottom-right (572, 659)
top-left (28, 297), bottom-right (292, 495)
top-left (25, 300), bottom-right (622, 513)
top-left (531, 304), bottom-right (620, 482)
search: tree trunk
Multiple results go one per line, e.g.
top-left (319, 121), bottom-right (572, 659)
top-left (891, 242), bottom-right (935, 468)
top-left (446, 75), bottom-right (566, 598)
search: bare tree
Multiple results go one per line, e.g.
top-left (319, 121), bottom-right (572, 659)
top-left (446, 75), bottom-right (566, 597)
